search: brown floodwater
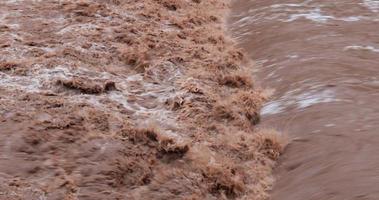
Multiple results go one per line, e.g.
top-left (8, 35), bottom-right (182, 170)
top-left (229, 0), bottom-right (379, 199)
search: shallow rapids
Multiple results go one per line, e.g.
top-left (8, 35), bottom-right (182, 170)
top-left (229, 0), bottom-right (379, 199)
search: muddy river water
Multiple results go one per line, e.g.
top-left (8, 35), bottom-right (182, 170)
top-left (229, 0), bottom-right (379, 199)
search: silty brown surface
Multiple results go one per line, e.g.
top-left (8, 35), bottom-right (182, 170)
top-left (229, 0), bottom-right (379, 200)
top-left (0, 0), bottom-right (285, 199)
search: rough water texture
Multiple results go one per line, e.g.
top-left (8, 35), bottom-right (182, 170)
top-left (0, 0), bottom-right (286, 199)
top-left (229, 0), bottom-right (379, 200)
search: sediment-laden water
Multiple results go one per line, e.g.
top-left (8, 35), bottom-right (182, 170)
top-left (229, 0), bottom-right (379, 199)
top-left (0, 0), bottom-right (284, 199)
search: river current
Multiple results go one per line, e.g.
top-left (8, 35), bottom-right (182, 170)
top-left (229, 1), bottom-right (379, 199)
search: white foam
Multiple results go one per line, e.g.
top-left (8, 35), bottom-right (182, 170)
top-left (344, 45), bottom-right (379, 53)
top-left (362, 0), bottom-right (379, 12)
top-left (287, 54), bottom-right (299, 59)
top-left (0, 64), bottom-right (184, 139)
top-left (261, 87), bottom-right (340, 116)
top-left (57, 23), bottom-right (100, 35)
top-left (284, 8), bottom-right (334, 23)
top-left (306, 33), bottom-right (341, 41)
top-left (4, 0), bottom-right (23, 3)
top-left (340, 16), bottom-right (362, 22)
top-left (296, 90), bottom-right (336, 109)
top-left (0, 72), bottom-right (42, 92)
top-left (269, 2), bottom-right (370, 23)
top-left (324, 123), bottom-right (336, 127)
top-left (271, 3), bottom-right (304, 9)
top-left (261, 101), bottom-right (284, 115)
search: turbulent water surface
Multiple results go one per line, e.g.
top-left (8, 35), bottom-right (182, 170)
top-left (229, 0), bottom-right (379, 199)
top-left (0, 0), bottom-right (284, 199)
